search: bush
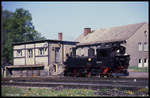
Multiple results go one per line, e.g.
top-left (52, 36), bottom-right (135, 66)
top-left (128, 66), bottom-right (148, 72)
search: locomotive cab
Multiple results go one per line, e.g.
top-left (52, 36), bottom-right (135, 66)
top-left (96, 46), bottom-right (114, 68)
top-left (96, 45), bottom-right (130, 77)
top-left (96, 47), bottom-right (112, 60)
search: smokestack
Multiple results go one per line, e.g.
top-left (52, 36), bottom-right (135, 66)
top-left (58, 32), bottom-right (62, 40)
top-left (84, 28), bottom-right (91, 36)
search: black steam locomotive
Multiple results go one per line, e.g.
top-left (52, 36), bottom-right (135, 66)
top-left (64, 41), bottom-right (130, 77)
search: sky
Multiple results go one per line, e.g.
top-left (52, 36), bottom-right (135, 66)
top-left (2, 1), bottom-right (149, 41)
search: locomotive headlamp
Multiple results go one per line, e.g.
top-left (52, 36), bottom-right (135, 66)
top-left (117, 50), bottom-right (120, 53)
top-left (88, 58), bottom-right (91, 62)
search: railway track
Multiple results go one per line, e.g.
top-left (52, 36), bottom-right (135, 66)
top-left (2, 77), bottom-right (148, 90)
top-left (2, 76), bottom-right (148, 82)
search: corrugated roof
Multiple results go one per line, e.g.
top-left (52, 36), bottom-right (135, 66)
top-left (76, 22), bottom-right (147, 45)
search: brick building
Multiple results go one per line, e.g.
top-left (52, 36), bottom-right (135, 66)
top-left (76, 22), bottom-right (149, 68)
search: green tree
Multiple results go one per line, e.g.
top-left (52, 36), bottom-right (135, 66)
top-left (2, 10), bottom-right (14, 66)
top-left (1, 8), bottom-right (46, 66)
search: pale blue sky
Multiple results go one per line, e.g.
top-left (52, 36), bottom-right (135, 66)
top-left (2, 1), bottom-right (149, 41)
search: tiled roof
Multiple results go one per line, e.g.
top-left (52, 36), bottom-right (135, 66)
top-left (76, 22), bottom-right (147, 45)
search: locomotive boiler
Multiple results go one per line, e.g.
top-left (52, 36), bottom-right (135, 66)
top-left (64, 41), bottom-right (130, 77)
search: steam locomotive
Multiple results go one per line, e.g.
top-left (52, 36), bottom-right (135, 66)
top-left (64, 41), bottom-right (130, 77)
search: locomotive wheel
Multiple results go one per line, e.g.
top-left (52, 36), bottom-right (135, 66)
top-left (109, 75), bottom-right (113, 78)
top-left (73, 69), bottom-right (78, 77)
top-left (107, 72), bottom-right (113, 78)
top-left (87, 72), bottom-right (91, 77)
top-left (113, 76), bottom-right (120, 78)
top-left (100, 74), bottom-right (111, 78)
top-left (100, 74), bottom-right (104, 78)
top-left (107, 74), bottom-right (113, 78)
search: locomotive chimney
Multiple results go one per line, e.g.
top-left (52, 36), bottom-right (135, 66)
top-left (84, 28), bottom-right (91, 36)
top-left (58, 32), bottom-right (62, 40)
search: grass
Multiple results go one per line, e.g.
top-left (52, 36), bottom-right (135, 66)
top-left (128, 66), bottom-right (148, 72)
top-left (1, 86), bottom-right (149, 96)
top-left (1, 86), bottom-right (96, 96)
top-left (97, 88), bottom-right (149, 96)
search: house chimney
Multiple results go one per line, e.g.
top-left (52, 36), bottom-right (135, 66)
top-left (58, 32), bottom-right (62, 40)
top-left (84, 28), bottom-right (91, 36)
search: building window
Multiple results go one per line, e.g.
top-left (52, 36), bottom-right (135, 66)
top-left (144, 58), bottom-right (148, 67)
top-left (27, 49), bottom-right (33, 58)
top-left (144, 42), bottom-right (148, 51)
top-left (38, 47), bottom-right (47, 55)
top-left (139, 59), bottom-right (141, 63)
top-left (39, 48), bottom-right (44, 55)
top-left (144, 58), bottom-right (147, 63)
top-left (17, 50), bottom-right (22, 57)
top-left (138, 58), bottom-right (142, 68)
top-left (144, 30), bottom-right (148, 38)
top-left (55, 47), bottom-right (60, 63)
top-left (138, 42), bottom-right (142, 51)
